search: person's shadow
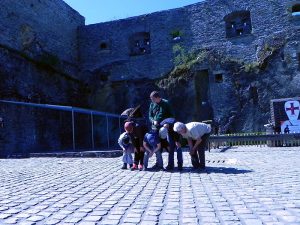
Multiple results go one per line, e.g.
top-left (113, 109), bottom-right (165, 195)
top-left (164, 166), bottom-right (253, 174)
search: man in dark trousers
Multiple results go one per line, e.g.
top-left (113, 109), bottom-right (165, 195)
top-left (160, 118), bottom-right (183, 170)
top-left (174, 121), bottom-right (211, 169)
top-left (149, 91), bottom-right (182, 170)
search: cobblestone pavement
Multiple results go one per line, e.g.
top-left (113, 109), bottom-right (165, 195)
top-left (0, 147), bottom-right (299, 225)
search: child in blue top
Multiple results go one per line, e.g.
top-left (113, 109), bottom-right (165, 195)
top-left (143, 130), bottom-right (163, 171)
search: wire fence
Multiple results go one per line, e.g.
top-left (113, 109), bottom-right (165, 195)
top-left (209, 132), bottom-right (300, 150)
top-left (1, 100), bottom-right (299, 158)
top-left (0, 100), bottom-right (127, 158)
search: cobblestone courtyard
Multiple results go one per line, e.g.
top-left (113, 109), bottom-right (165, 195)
top-left (0, 147), bottom-right (299, 225)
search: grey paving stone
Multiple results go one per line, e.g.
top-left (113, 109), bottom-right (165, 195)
top-left (235, 209), bottom-right (253, 214)
top-left (165, 209), bottom-right (180, 215)
top-left (106, 214), bottom-right (122, 220)
top-left (182, 217), bottom-right (198, 223)
top-left (219, 211), bottom-right (236, 216)
top-left (51, 214), bottom-right (67, 220)
top-left (161, 214), bottom-right (179, 220)
top-left (200, 217), bottom-right (220, 223)
top-left (99, 219), bottom-right (120, 225)
top-left (78, 208), bottom-right (94, 213)
top-left (146, 210), bottom-right (161, 216)
top-left (23, 209), bottom-right (40, 214)
top-left (4, 208), bottom-right (22, 214)
top-left (129, 208), bottom-right (144, 214)
top-left (44, 218), bottom-right (61, 225)
top-left (264, 222), bottom-right (285, 225)
top-left (78, 222), bottom-right (97, 225)
top-left (3, 217), bottom-right (20, 224)
top-left (199, 212), bottom-right (216, 217)
top-left (90, 210), bottom-right (108, 216)
top-left (18, 222), bottom-right (37, 225)
top-left (281, 215), bottom-right (300, 223)
top-left (159, 220), bottom-right (179, 225)
top-left (57, 210), bottom-right (73, 215)
top-left (63, 216), bottom-right (82, 223)
top-left (182, 213), bottom-right (197, 219)
top-left (140, 221), bottom-right (158, 225)
top-left (142, 215), bottom-right (159, 221)
top-left (238, 214), bottom-right (258, 219)
top-left (0, 206), bottom-right (9, 211)
top-left (71, 212), bottom-right (88, 218)
top-left (37, 211), bottom-right (52, 217)
top-left (126, 213), bottom-right (142, 218)
top-left (83, 215), bottom-right (102, 222)
top-left (15, 213), bottom-right (31, 218)
top-left (27, 215), bottom-right (45, 222)
top-left (243, 219), bottom-right (263, 225)
top-left (0, 149), bottom-right (299, 225)
top-left (123, 217), bottom-right (141, 223)
top-left (0, 214), bottom-right (11, 219)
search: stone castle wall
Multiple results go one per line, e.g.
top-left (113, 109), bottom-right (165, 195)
top-left (78, 0), bottom-right (294, 81)
top-left (1, 0), bottom-right (300, 155)
top-left (0, 0), bottom-right (89, 155)
top-left (78, 0), bottom-right (300, 133)
top-left (0, 0), bottom-right (84, 64)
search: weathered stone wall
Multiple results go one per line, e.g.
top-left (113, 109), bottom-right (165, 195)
top-left (0, 46), bottom-right (93, 156)
top-left (0, 0), bottom-right (84, 65)
top-left (78, 0), bottom-right (293, 80)
top-left (1, 0), bottom-right (300, 156)
top-left (78, 7), bottom-right (190, 81)
top-left (0, 0), bottom-right (93, 155)
top-left (79, 0), bottom-right (300, 133)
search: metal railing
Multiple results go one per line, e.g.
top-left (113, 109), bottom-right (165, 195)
top-left (209, 132), bottom-right (300, 150)
top-left (0, 100), bottom-right (130, 157)
top-left (1, 99), bottom-right (299, 158)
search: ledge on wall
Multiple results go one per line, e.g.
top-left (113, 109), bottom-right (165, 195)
top-left (226, 33), bottom-right (255, 45)
top-left (0, 43), bottom-right (81, 83)
top-left (30, 150), bottom-right (123, 158)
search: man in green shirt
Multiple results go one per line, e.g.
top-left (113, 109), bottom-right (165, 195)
top-left (149, 91), bottom-right (183, 170)
top-left (149, 91), bottom-right (174, 127)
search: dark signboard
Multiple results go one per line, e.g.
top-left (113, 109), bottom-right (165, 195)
top-left (270, 97), bottom-right (300, 133)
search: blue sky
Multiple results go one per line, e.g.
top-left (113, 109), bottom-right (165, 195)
top-left (63, 0), bottom-right (203, 24)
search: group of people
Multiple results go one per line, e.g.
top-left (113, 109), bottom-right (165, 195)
top-left (118, 91), bottom-right (211, 171)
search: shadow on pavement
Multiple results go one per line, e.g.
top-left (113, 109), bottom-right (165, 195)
top-left (218, 146), bottom-right (238, 152)
top-left (160, 166), bottom-right (253, 174)
top-left (204, 166), bottom-right (253, 174)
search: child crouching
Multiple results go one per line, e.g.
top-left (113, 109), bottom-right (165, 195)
top-left (118, 132), bottom-right (134, 169)
top-left (143, 130), bottom-right (163, 171)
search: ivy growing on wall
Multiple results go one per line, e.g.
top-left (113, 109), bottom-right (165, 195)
top-left (158, 33), bottom-right (287, 91)
top-left (170, 29), bottom-right (183, 41)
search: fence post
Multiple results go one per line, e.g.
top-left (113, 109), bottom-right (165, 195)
top-left (119, 116), bottom-right (121, 135)
top-left (91, 112), bottom-right (94, 150)
top-left (71, 109), bottom-right (75, 151)
top-left (106, 115), bottom-right (110, 149)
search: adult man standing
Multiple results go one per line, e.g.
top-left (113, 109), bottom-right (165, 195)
top-left (160, 118), bottom-right (183, 170)
top-left (149, 91), bottom-right (173, 127)
top-left (173, 122), bottom-right (211, 169)
top-left (149, 91), bottom-right (182, 170)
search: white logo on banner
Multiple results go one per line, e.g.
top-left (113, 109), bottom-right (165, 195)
top-left (281, 100), bottom-right (300, 133)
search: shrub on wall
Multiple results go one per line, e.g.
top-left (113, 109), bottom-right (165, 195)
top-left (170, 29), bottom-right (183, 40)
